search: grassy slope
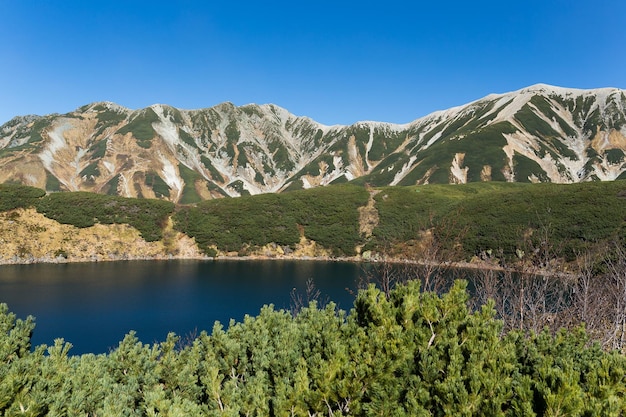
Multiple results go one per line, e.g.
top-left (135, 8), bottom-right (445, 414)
top-left (173, 184), bottom-right (369, 256)
top-left (371, 181), bottom-right (626, 262)
top-left (35, 192), bottom-right (174, 242)
top-left (0, 181), bottom-right (624, 263)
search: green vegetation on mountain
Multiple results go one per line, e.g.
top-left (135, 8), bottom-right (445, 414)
top-left (92, 105), bottom-right (127, 126)
top-left (44, 171), bottom-right (62, 192)
top-left (515, 98), bottom-right (561, 139)
top-left (607, 148), bottom-right (625, 164)
top-left (268, 139), bottom-right (294, 172)
top-left (25, 117), bottom-right (52, 146)
top-left (370, 180), bottom-right (626, 262)
top-left (35, 192), bottom-right (174, 241)
top-left (224, 120), bottom-right (240, 143)
top-left (178, 128), bottom-right (197, 148)
top-left (367, 127), bottom-right (405, 161)
top-left (178, 163), bottom-right (203, 204)
top-left (512, 153), bottom-right (549, 182)
top-left (145, 171), bottom-right (171, 199)
top-left (0, 180), bottom-right (624, 263)
top-left (0, 184), bottom-right (46, 211)
top-left (78, 161), bottom-right (100, 180)
top-left (240, 104), bottom-right (263, 118)
top-left (162, 105), bottom-right (185, 125)
top-left (2, 280), bottom-right (626, 416)
top-left (104, 174), bottom-right (121, 196)
top-left (115, 108), bottom-right (159, 148)
top-left (396, 122), bottom-right (515, 185)
top-left (200, 156), bottom-right (226, 183)
top-left (174, 184), bottom-right (369, 256)
top-left (226, 180), bottom-right (249, 196)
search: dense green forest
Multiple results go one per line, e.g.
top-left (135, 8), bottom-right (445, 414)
top-left (2, 280), bottom-right (626, 416)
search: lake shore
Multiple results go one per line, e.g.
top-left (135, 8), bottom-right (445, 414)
top-left (0, 251), bottom-right (575, 280)
top-left (0, 208), bottom-right (578, 279)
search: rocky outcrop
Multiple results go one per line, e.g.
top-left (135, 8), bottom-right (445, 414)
top-left (0, 208), bottom-right (203, 264)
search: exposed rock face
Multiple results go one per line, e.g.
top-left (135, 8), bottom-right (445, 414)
top-left (0, 208), bottom-right (203, 264)
top-left (1, 84), bottom-right (625, 202)
top-left (358, 188), bottom-right (381, 239)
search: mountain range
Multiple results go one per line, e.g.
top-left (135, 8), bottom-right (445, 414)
top-left (1, 84), bottom-right (625, 202)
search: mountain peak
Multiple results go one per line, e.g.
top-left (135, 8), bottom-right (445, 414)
top-left (74, 102), bottom-right (131, 117)
top-left (516, 83), bottom-right (623, 97)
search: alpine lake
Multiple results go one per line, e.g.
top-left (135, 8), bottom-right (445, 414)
top-left (0, 259), bottom-right (371, 354)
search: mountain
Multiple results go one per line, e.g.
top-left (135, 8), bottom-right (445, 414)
top-left (1, 84), bottom-right (625, 202)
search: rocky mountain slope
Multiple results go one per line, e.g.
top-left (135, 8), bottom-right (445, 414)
top-left (1, 84), bottom-right (625, 202)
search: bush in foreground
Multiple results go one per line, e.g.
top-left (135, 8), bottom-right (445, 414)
top-left (1, 280), bottom-right (625, 416)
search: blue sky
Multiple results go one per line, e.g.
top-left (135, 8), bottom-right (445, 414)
top-left (1, 0), bottom-right (625, 126)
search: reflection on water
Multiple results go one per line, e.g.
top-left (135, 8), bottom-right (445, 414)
top-left (0, 260), bottom-right (361, 354)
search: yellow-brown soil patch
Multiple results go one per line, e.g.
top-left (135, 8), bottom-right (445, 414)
top-left (0, 208), bottom-right (202, 264)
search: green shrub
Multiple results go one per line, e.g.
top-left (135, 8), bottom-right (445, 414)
top-left (35, 192), bottom-right (174, 241)
top-left (174, 192), bottom-right (301, 253)
top-left (174, 184), bottom-right (369, 256)
top-left (2, 281), bottom-right (626, 415)
top-left (0, 184), bottom-right (46, 211)
top-left (370, 180), bottom-right (626, 262)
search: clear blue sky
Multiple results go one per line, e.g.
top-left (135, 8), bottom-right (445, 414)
top-left (1, 0), bottom-right (625, 126)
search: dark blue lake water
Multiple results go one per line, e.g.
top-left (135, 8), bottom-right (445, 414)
top-left (0, 260), bottom-right (364, 354)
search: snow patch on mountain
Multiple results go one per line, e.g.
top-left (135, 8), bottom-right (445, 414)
top-left (450, 153), bottom-right (468, 184)
top-left (39, 121), bottom-right (70, 170)
top-left (152, 105), bottom-right (180, 152)
top-left (487, 92), bottom-right (532, 128)
top-left (390, 155), bottom-right (417, 186)
top-left (102, 160), bottom-right (115, 174)
top-left (160, 155), bottom-right (182, 201)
